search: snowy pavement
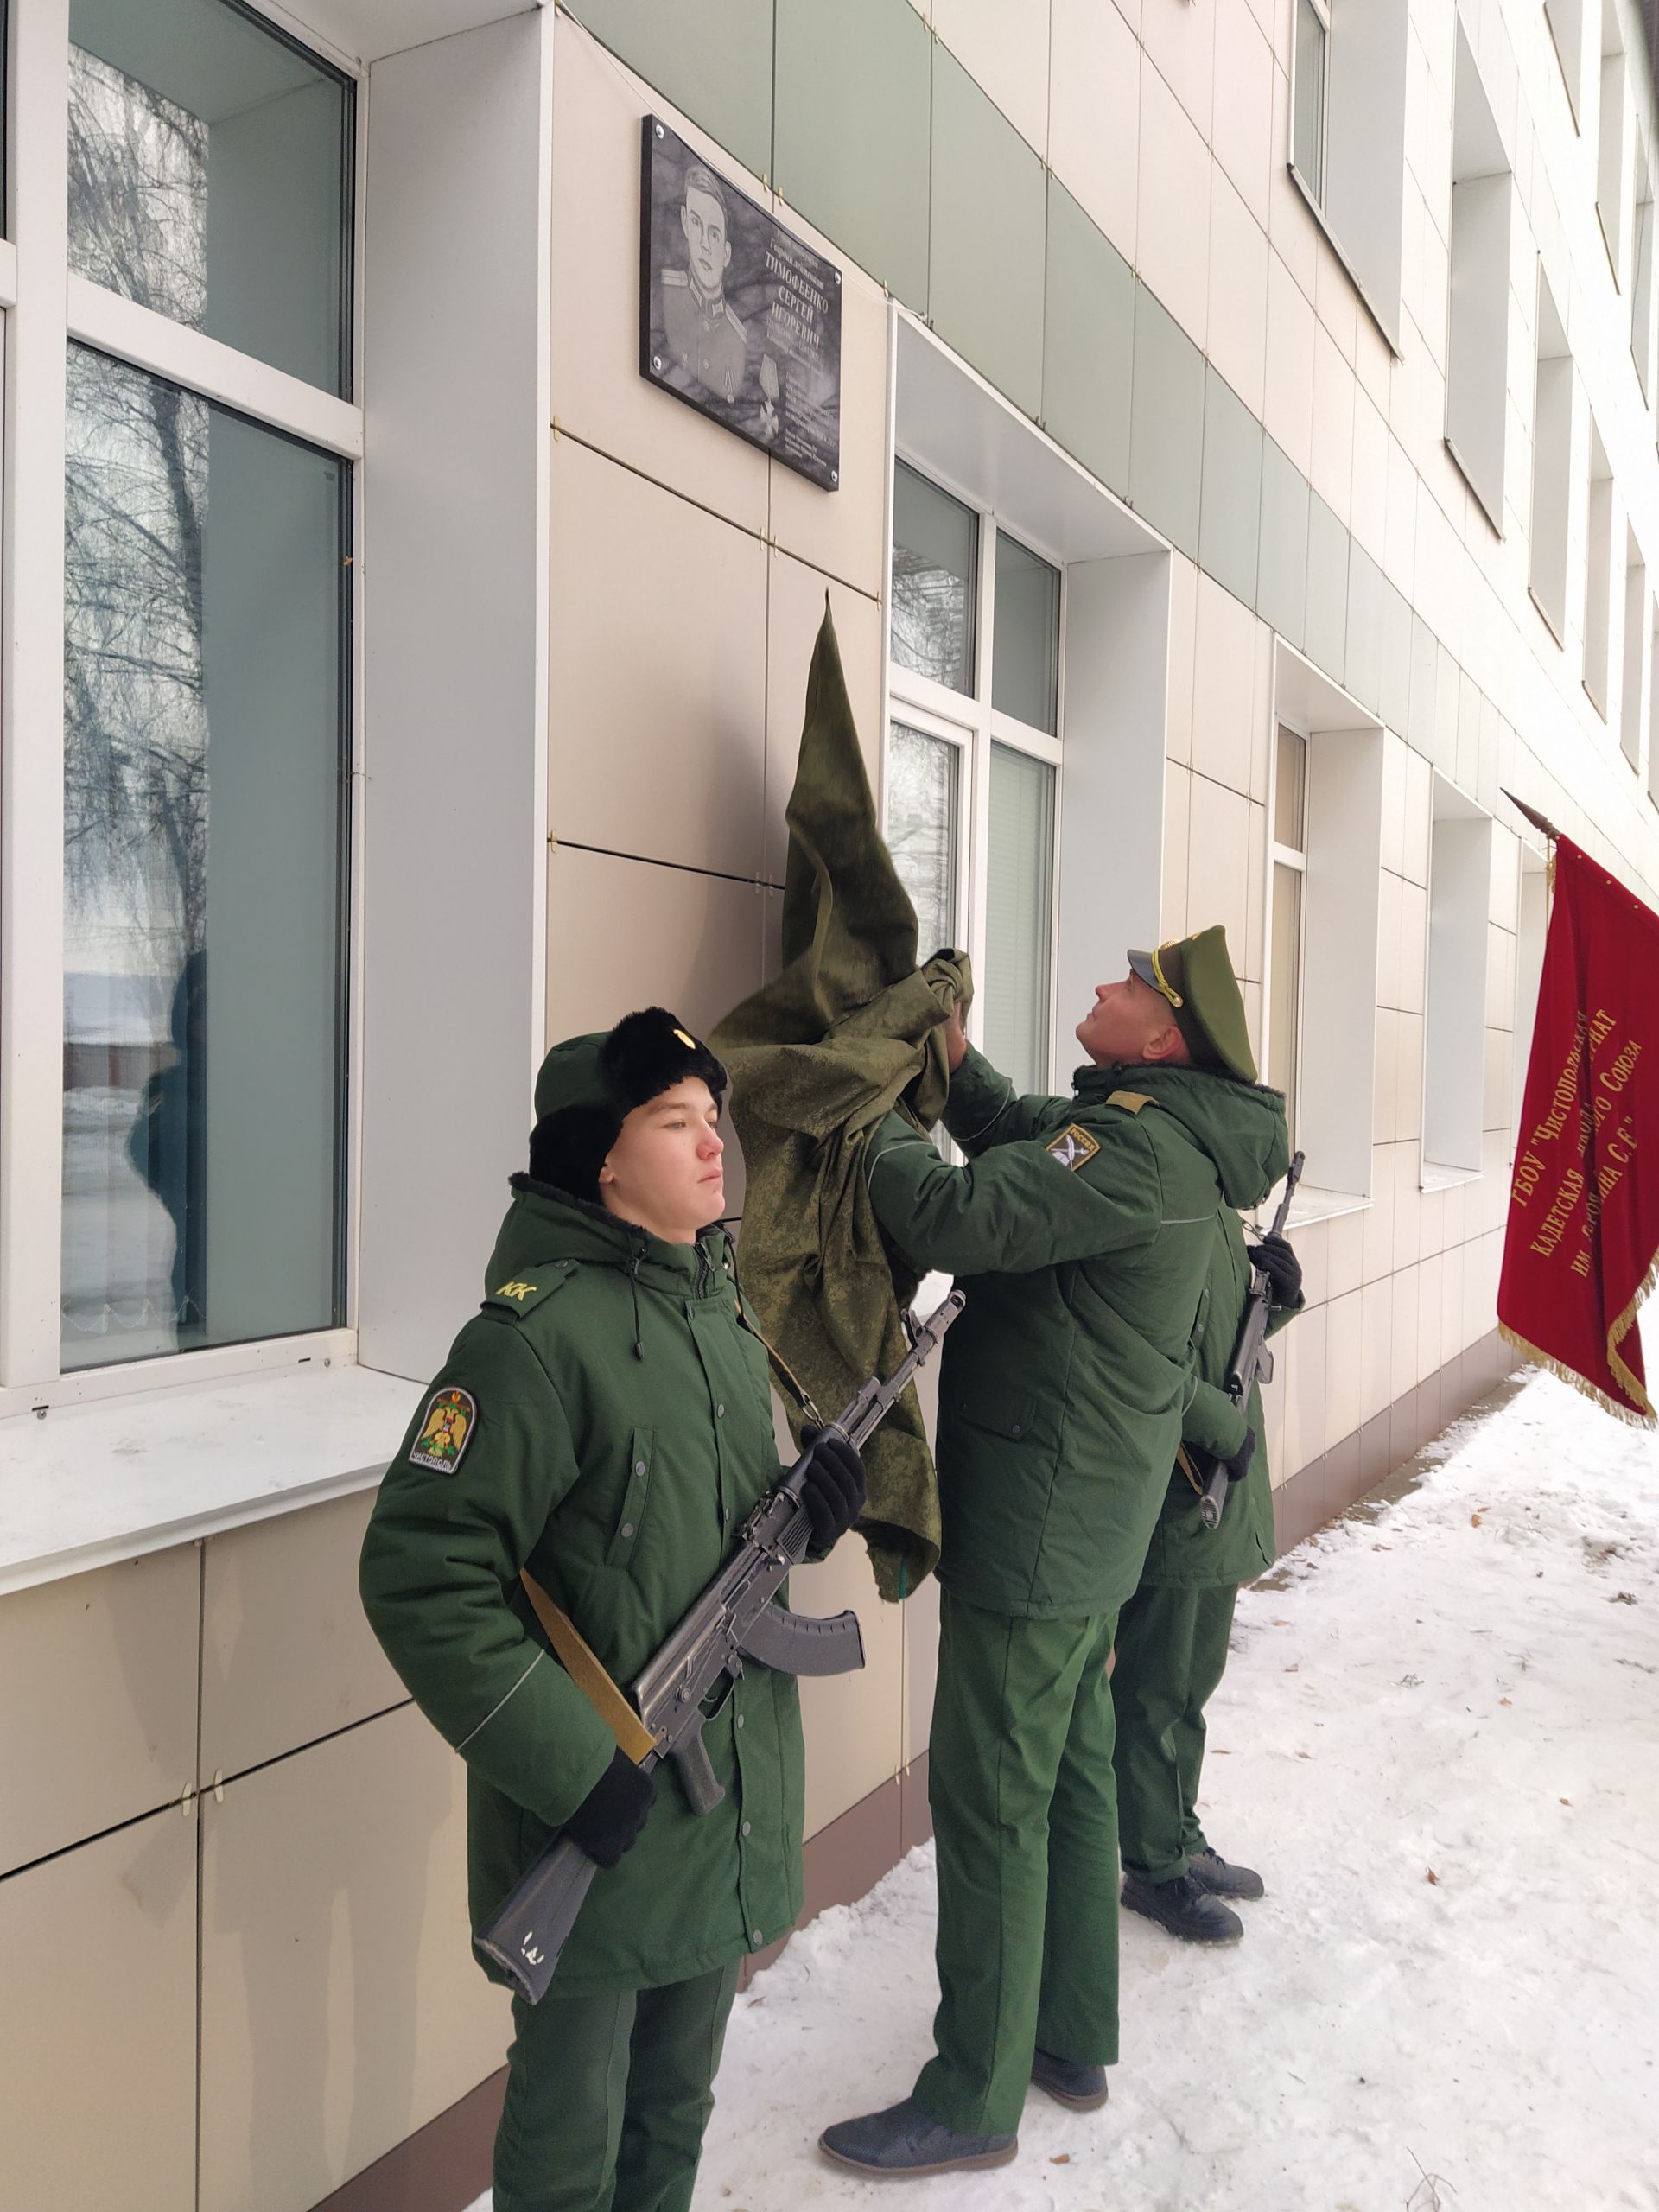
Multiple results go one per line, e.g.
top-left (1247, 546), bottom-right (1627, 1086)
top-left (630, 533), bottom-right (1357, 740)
top-left (474, 1368), bottom-right (1659, 2209)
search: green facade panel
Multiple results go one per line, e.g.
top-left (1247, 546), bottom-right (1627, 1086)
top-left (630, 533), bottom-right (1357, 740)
top-left (1303, 493), bottom-right (1349, 683)
top-left (565, 0), bottom-right (775, 181)
top-left (1256, 437), bottom-right (1309, 651)
top-left (1128, 285), bottom-right (1205, 561)
top-left (1198, 367), bottom-right (1263, 609)
top-left (1040, 181), bottom-right (1134, 497)
top-left (929, 46), bottom-right (1047, 417)
top-left (773, 0), bottom-right (932, 311)
top-left (1344, 542), bottom-right (1385, 716)
top-left (1379, 575), bottom-right (1413, 736)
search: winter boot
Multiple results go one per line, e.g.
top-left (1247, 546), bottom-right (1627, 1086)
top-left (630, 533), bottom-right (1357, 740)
top-left (1121, 1870), bottom-right (1244, 1944)
top-left (1187, 1845), bottom-right (1265, 1900)
top-left (1031, 2047), bottom-right (1110, 2111)
top-left (818, 2098), bottom-right (1018, 2176)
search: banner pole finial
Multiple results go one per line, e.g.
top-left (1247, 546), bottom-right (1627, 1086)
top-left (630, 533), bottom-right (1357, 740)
top-left (1502, 788), bottom-right (1561, 842)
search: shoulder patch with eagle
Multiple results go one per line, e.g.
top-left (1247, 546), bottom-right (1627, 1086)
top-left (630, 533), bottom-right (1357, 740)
top-left (409, 1386), bottom-right (476, 1473)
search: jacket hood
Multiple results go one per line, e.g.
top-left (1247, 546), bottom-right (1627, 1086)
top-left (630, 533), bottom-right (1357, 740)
top-left (1073, 1061), bottom-right (1290, 1211)
top-left (485, 1174), bottom-right (729, 1298)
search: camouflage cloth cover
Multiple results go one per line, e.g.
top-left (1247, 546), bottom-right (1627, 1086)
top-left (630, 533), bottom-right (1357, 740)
top-left (713, 602), bottom-right (969, 1600)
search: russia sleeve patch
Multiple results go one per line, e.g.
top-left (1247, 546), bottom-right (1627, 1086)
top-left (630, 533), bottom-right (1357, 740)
top-left (409, 1386), bottom-right (477, 1473)
top-left (1045, 1123), bottom-right (1102, 1172)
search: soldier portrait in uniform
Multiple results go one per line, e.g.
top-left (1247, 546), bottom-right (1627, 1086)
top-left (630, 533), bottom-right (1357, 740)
top-left (659, 162), bottom-right (749, 403)
top-left (641, 117), bottom-right (844, 490)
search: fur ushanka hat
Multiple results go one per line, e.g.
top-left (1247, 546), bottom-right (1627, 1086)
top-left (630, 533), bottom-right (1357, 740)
top-left (526, 1007), bottom-right (728, 1201)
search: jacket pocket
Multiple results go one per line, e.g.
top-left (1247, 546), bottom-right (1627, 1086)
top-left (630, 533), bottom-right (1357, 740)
top-left (952, 1380), bottom-right (1039, 1441)
top-left (605, 1428), bottom-right (654, 1568)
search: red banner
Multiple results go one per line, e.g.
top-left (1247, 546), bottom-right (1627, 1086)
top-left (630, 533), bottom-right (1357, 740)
top-left (1499, 836), bottom-right (1659, 1423)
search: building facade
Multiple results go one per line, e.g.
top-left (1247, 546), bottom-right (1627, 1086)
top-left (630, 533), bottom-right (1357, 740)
top-left (3, 0), bottom-right (1656, 2204)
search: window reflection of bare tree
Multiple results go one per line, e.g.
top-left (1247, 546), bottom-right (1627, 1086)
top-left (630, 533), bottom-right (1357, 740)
top-left (62, 48), bottom-right (212, 1358)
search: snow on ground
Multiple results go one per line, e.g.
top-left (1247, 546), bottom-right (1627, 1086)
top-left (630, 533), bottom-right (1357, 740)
top-left (474, 1369), bottom-right (1659, 2210)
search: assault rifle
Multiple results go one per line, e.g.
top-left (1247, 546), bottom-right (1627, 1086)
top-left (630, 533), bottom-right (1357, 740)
top-left (475, 1288), bottom-right (967, 2004)
top-left (1196, 1151), bottom-right (1305, 1529)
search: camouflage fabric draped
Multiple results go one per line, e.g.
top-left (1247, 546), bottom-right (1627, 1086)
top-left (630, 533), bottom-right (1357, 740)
top-left (713, 604), bottom-right (969, 1600)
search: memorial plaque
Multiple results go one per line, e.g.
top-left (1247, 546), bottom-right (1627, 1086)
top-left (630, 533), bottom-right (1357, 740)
top-left (640, 116), bottom-right (842, 490)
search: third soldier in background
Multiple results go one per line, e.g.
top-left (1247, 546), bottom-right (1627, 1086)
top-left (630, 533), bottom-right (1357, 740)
top-left (1111, 944), bottom-right (1304, 1945)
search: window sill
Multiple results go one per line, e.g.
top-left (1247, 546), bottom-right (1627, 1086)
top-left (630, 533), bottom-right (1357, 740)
top-left (1528, 582), bottom-right (1566, 650)
top-left (1284, 1184), bottom-right (1370, 1227)
top-left (1284, 162), bottom-right (1403, 359)
top-left (0, 1362), bottom-right (423, 1598)
top-left (1420, 1163), bottom-right (1480, 1193)
top-left (1442, 435), bottom-right (1504, 542)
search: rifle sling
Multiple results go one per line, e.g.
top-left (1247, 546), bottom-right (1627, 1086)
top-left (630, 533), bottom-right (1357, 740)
top-left (520, 1569), bottom-right (657, 1766)
top-left (1176, 1444), bottom-right (1205, 1496)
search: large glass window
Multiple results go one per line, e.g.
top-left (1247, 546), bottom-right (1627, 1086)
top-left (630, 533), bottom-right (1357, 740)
top-left (886, 463), bottom-right (1063, 1090)
top-left (992, 532), bottom-right (1060, 737)
top-left (985, 744), bottom-right (1055, 1096)
top-left (68, 0), bottom-right (353, 394)
top-left (61, 346), bottom-right (348, 1369)
top-left (887, 721), bottom-right (960, 960)
top-left (890, 461), bottom-right (977, 696)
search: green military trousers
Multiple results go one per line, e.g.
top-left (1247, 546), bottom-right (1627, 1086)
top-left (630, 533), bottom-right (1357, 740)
top-left (492, 1961), bottom-right (741, 2212)
top-left (915, 1592), bottom-right (1122, 2139)
top-left (1111, 1580), bottom-right (1239, 1886)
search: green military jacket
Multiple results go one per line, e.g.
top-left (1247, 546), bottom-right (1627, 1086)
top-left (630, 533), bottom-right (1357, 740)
top-left (1141, 1207), bottom-right (1305, 1588)
top-left (866, 1050), bottom-right (1291, 1620)
top-left (359, 1179), bottom-right (804, 1996)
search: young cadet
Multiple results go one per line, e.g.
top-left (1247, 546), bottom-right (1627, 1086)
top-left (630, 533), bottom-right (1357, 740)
top-left (819, 927), bottom-right (1291, 2179)
top-left (1113, 1085), bottom-right (1305, 1944)
top-left (359, 1009), bottom-right (865, 2212)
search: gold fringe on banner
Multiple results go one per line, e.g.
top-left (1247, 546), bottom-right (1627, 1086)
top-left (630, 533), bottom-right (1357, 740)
top-left (1606, 1245), bottom-right (1659, 1419)
top-left (1498, 1321), bottom-right (1657, 1430)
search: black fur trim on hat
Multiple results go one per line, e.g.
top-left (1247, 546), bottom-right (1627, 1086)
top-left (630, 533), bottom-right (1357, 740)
top-left (528, 1101), bottom-right (620, 1204)
top-left (525, 1012), bottom-right (727, 1202)
top-left (599, 1007), bottom-right (728, 1116)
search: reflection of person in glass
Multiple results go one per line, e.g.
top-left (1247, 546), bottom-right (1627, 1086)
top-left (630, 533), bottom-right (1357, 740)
top-left (128, 949), bottom-right (207, 1343)
top-left (661, 162), bottom-right (748, 402)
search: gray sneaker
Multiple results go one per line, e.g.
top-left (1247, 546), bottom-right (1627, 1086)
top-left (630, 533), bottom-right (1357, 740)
top-left (1188, 1845), bottom-right (1265, 1900)
top-left (1122, 1870), bottom-right (1244, 1944)
top-left (819, 2097), bottom-right (1018, 2176)
top-left (1031, 2046), bottom-right (1109, 2111)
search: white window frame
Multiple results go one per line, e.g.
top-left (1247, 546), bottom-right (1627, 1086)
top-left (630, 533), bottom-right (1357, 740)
top-left (0, 0), bottom-right (366, 1421)
top-left (1597, 10), bottom-right (1630, 290)
top-left (1265, 724), bottom-right (1308, 1137)
top-left (885, 461), bottom-right (1065, 1091)
top-left (1285, 0), bottom-right (1408, 358)
top-left (1421, 780), bottom-right (1494, 1186)
top-left (1289, 0), bottom-right (1331, 210)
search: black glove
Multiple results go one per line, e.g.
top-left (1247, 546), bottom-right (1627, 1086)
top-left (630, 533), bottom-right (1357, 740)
top-left (1223, 1427), bottom-right (1256, 1485)
top-left (1248, 1232), bottom-right (1302, 1309)
top-left (797, 1425), bottom-right (867, 1554)
top-left (562, 1748), bottom-right (656, 1868)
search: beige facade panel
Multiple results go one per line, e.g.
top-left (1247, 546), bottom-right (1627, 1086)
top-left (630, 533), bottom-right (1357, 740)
top-left (200, 1491), bottom-right (407, 1788)
top-left (0, 1807), bottom-right (196, 2212)
top-left (549, 19), bottom-right (770, 537)
top-left (199, 1702), bottom-right (510, 2212)
top-left (0, 1546), bottom-right (198, 1878)
top-left (546, 840), bottom-right (768, 1041)
top-left (764, 551), bottom-right (884, 883)
top-left (793, 1537), bottom-right (905, 1840)
top-left (762, 214), bottom-right (891, 600)
top-left (549, 435), bottom-right (769, 880)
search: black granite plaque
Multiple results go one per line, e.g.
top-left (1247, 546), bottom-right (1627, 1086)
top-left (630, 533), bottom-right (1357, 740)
top-left (640, 116), bottom-right (842, 491)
